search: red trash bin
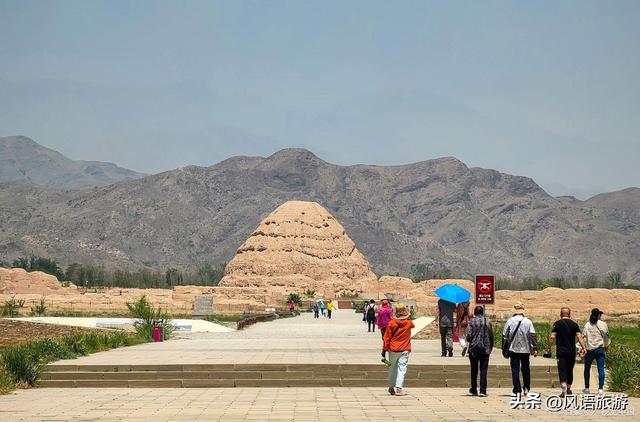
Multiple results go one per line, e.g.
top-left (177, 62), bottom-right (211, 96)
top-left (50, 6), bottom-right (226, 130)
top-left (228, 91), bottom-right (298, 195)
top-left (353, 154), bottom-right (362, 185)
top-left (152, 325), bottom-right (163, 342)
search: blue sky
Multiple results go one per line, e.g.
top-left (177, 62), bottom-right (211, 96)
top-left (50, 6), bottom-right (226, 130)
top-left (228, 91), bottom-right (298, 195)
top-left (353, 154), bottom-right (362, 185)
top-left (0, 0), bottom-right (638, 198)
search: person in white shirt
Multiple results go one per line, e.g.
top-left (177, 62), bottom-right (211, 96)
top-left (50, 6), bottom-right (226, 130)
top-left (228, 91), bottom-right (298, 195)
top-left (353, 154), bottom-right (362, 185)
top-left (502, 302), bottom-right (538, 395)
top-left (583, 308), bottom-right (610, 395)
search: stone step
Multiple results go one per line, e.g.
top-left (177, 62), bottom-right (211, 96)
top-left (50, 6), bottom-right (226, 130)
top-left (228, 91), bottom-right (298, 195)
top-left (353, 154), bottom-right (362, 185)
top-left (38, 378), bottom-right (557, 388)
top-left (39, 364), bottom-right (557, 388)
top-left (45, 363), bottom-right (551, 373)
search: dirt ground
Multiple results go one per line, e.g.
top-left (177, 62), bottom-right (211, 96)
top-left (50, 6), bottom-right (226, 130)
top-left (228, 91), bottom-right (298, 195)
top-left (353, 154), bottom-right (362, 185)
top-left (0, 319), bottom-right (100, 348)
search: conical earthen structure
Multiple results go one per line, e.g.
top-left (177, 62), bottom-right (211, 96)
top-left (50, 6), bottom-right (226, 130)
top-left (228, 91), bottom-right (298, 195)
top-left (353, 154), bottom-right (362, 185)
top-left (218, 201), bottom-right (378, 295)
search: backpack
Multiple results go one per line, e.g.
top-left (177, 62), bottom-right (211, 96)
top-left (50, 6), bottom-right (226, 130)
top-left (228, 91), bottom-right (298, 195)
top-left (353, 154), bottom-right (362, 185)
top-left (366, 304), bottom-right (376, 318)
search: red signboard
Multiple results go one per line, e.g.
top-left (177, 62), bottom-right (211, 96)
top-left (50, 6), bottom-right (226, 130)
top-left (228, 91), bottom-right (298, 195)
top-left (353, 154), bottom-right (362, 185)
top-left (475, 275), bottom-right (495, 305)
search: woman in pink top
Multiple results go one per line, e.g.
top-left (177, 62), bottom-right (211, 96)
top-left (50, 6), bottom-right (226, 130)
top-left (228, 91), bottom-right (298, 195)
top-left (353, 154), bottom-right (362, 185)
top-left (377, 300), bottom-right (394, 338)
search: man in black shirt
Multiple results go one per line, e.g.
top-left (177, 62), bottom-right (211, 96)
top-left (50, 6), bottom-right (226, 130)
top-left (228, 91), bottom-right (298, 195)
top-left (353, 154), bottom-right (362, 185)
top-left (546, 307), bottom-right (587, 397)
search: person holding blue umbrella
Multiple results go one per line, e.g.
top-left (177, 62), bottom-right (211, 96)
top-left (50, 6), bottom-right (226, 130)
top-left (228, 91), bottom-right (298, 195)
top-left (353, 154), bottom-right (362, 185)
top-left (435, 284), bottom-right (471, 357)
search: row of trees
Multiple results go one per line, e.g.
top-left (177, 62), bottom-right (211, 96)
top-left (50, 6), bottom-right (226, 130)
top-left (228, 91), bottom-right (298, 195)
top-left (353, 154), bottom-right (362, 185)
top-left (409, 263), bottom-right (454, 281)
top-left (4, 256), bottom-right (634, 290)
top-left (6, 256), bottom-right (225, 289)
top-left (10, 256), bottom-right (64, 280)
top-left (408, 262), bottom-right (632, 290)
top-left (495, 272), bottom-right (628, 291)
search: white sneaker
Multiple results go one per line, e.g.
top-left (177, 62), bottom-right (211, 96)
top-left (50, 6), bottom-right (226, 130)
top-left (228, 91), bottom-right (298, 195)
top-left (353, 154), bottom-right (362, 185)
top-left (598, 389), bottom-right (604, 395)
top-left (582, 388), bottom-right (590, 394)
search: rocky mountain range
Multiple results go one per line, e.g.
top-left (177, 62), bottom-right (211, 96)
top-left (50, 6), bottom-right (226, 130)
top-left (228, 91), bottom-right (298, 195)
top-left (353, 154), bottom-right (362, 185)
top-left (0, 136), bottom-right (145, 188)
top-left (0, 137), bottom-right (638, 283)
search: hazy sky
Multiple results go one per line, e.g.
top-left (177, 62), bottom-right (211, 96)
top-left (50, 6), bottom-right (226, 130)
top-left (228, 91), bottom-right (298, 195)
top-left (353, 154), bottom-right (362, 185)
top-left (1, 1), bottom-right (638, 198)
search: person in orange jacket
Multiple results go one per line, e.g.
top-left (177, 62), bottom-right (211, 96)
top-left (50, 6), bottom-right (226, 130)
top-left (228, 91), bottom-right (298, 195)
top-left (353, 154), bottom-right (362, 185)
top-left (382, 303), bottom-right (415, 396)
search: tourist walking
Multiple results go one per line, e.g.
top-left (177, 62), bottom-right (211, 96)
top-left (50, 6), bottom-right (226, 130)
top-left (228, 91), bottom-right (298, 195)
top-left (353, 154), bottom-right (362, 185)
top-left (466, 305), bottom-right (494, 397)
top-left (376, 299), bottom-right (394, 338)
top-left (312, 302), bottom-right (319, 319)
top-left (382, 303), bottom-right (415, 396)
top-left (546, 307), bottom-right (587, 397)
top-left (583, 308), bottom-right (610, 395)
top-left (503, 302), bottom-right (538, 395)
top-left (437, 298), bottom-right (456, 357)
top-left (456, 301), bottom-right (471, 356)
top-left (319, 300), bottom-right (327, 317)
top-left (365, 299), bottom-right (377, 332)
top-left (327, 300), bottom-right (334, 319)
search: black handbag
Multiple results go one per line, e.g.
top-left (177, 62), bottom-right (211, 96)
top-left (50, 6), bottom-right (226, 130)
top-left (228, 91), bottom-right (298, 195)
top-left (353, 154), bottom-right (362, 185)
top-left (502, 319), bottom-right (523, 359)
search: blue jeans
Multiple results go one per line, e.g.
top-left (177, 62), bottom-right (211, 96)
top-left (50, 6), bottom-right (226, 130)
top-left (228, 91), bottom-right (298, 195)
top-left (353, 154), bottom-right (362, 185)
top-left (584, 347), bottom-right (606, 389)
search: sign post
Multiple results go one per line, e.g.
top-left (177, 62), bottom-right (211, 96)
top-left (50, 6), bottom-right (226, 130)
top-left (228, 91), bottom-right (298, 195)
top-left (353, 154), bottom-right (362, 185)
top-left (474, 274), bottom-right (495, 305)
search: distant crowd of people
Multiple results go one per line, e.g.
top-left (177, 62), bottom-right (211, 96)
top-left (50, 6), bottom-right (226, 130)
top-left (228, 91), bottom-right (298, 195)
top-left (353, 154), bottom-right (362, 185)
top-left (310, 300), bottom-right (334, 319)
top-left (380, 298), bottom-right (610, 398)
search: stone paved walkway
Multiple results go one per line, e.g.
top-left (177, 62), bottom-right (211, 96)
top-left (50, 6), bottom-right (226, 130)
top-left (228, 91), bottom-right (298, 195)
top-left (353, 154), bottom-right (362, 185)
top-left (2, 387), bottom-right (637, 421)
top-left (48, 310), bottom-right (546, 366)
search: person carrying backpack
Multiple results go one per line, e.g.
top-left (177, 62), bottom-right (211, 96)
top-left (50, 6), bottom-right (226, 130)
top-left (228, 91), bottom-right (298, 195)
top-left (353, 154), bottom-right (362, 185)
top-left (466, 305), bottom-right (494, 397)
top-left (376, 299), bottom-right (394, 337)
top-left (382, 303), bottom-right (415, 396)
top-left (365, 299), bottom-right (377, 332)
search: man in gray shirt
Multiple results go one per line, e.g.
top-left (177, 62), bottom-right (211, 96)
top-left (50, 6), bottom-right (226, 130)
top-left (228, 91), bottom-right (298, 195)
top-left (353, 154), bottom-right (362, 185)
top-left (437, 299), bottom-right (456, 357)
top-left (503, 301), bottom-right (538, 394)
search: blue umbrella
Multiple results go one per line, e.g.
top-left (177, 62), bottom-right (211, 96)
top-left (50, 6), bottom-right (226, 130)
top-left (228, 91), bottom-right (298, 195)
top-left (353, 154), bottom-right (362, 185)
top-left (434, 284), bottom-right (471, 304)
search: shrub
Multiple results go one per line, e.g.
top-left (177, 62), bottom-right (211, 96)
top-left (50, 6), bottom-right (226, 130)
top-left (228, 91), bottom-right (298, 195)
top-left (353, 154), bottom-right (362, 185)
top-left (61, 334), bottom-right (88, 356)
top-left (127, 295), bottom-right (173, 341)
top-left (29, 338), bottom-right (73, 361)
top-left (303, 289), bottom-right (316, 297)
top-left (0, 358), bottom-right (15, 394)
top-left (1, 346), bottom-right (42, 386)
top-left (1, 296), bottom-right (25, 317)
top-left (286, 293), bottom-right (302, 306)
top-left (30, 297), bottom-right (48, 316)
top-left (0, 331), bottom-right (143, 391)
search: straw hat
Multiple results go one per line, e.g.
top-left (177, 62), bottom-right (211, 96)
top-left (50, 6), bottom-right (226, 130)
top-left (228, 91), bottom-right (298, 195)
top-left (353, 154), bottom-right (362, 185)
top-left (513, 301), bottom-right (526, 312)
top-left (395, 303), bottom-right (410, 317)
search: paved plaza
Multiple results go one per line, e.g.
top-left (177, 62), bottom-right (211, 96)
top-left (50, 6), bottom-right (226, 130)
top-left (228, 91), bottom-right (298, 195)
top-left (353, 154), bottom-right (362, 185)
top-left (47, 310), bottom-right (541, 366)
top-left (2, 309), bottom-right (637, 421)
top-left (2, 387), bottom-right (637, 421)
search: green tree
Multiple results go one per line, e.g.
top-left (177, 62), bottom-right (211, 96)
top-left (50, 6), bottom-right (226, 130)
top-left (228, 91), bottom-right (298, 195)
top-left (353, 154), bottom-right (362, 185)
top-left (606, 272), bottom-right (623, 288)
top-left (165, 268), bottom-right (183, 287)
top-left (410, 263), bottom-right (431, 282)
top-left (126, 295), bottom-right (173, 341)
top-left (286, 293), bottom-right (302, 306)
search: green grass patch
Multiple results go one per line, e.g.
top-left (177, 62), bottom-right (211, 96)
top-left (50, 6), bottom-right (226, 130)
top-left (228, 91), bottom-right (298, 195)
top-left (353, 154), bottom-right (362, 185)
top-left (0, 330), bottom-right (143, 393)
top-left (609, 327), bottom-right (640, 349)
top-left (606, 327), bottom-right (640, 396)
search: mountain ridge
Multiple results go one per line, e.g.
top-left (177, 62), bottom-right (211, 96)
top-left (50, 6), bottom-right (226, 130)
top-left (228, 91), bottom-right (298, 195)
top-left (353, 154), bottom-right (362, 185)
top-left (0, 139), bottom-right (638, 283)
top-left (0, 135), bottom-right (146, 189)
